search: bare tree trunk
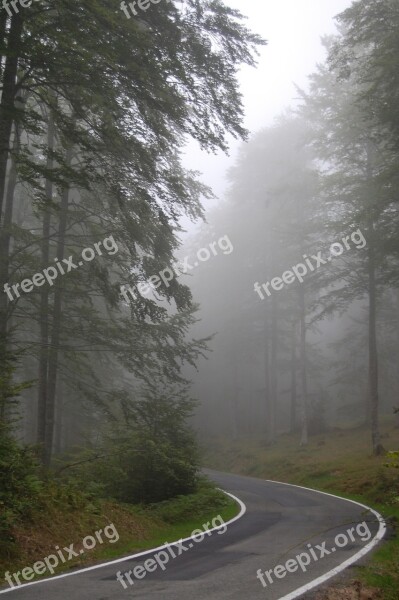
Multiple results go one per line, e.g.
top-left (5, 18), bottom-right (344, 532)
top-left (37, 109), bottom-right (55, 461)
top-left (0, 15), bottom-right (23, 407)
top-left (0, 12), bottom-right (8, 83)
top-left (53, 380), bottom-right (64, 455)
top-left (0, 12), bottom-right (23, 224)
top-left (366, 142), bottom-right (384, 456)
top-left (264, 316), bottom-right (271, 443)
top-left (269, 292), bottom-right (278, 443)
top-left (230, 354), bottom-right (238, 439)
top-left (0, 120), bottom-right (22, 421)
top-left (264, 197), bottom-right (277, 445)
top-left (299, 285), bottom-right (308, 446)
top-left (44, 146), bottom-right (73, 466)
top-left (290, 320), bottom-right (297, 434)
top-left (368, 224), bottom-right (383, 455)
top-left (396, 291), bottom-right (399, 429)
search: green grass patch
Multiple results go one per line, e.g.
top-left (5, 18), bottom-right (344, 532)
top-left (0, 478), bottom-right (239, 587)
top-left (92, 479), bottom-right (238, 562)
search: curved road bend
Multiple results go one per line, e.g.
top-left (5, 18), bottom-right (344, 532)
top-left (1, 469), bottom-right (385, 600)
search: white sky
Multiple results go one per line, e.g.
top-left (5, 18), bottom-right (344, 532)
top-left (181, 0), bottom-right (352, 233)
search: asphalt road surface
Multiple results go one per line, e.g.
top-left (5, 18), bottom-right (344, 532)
top-left (0, 470), bottom-right (385, 600)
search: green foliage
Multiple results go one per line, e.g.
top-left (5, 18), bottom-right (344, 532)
top-left (38, 478), bottom-right (101, 514)
top-left (0, 430), bottom-right (42, 557)
top-left (70, 382), bottom-right (199, 505)
top-left (385, 451), bottom-right (399, 469)
top-left (0, 0), bottom-right (265, 469)
top-left (334, 0), bottom-right (399, 153)
top-left (146, 479), bottom-right (231, 524)
top-left (110, 434), bottom-right (198, 504)
top-left (0, 351), bottom-right (33, 425)
top-left (0, 352), bottom-right (38, 557)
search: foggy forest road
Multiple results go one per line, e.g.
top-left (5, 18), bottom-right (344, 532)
top-left (1, 470), bottom-right (385, 600)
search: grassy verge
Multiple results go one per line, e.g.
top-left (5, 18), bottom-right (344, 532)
top-left (0, 479), bottom-right (238, 587)
top-left (203, 421), bottom-right (399, 600)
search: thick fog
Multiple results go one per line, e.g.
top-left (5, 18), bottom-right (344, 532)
top-left (178, 2), bottom-right (399, 450)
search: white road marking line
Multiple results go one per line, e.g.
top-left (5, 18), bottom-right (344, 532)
top-left (263, 479), bottom-right (386, 600)
top-left (1, 476), bottom-right (385, 599)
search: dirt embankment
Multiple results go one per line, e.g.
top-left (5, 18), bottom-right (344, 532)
top-left (315, 580), bottom-right (381, 600)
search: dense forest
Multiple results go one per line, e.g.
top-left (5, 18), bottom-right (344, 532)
top-left (1, 0), bottom-right (399, 597)
top-left (0, 1), bottom-right (263, 458)
top-left (0, 0), bottom-right (263, 563)
top-left (185, 1), bottom-right (399, 457)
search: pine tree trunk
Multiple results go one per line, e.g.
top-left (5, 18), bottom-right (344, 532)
top-left (0, 13), bottom-right (23, 404)
top-left (44, 146), bottom-right (73, 466)
top-left (269, 292), bottom-right (278, 443)
top-left (290, 320), bottom-right (297, 434)
top-left (37, 110), bottom-right (55, 461)
top-left (230, 341), bottom-right (238, 439)
top-left (299, 285), bottom-right (308, 446)
top-left (0, 12), bottom-right (8, 83)
top-left (368, 225), bottom-right (383, 456)
top-left (366, 142), bottom-right (384, 456)
top-left (0, 13), bottom-right (23, 223)
top-left (53, 380), bottom-right (64, 455)
top-left (0, 122), bottom-right (21, 421)
top-left (264, 317), bottom-right (271, 443)
top-left (396, 291), bottom-right (399, 429)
